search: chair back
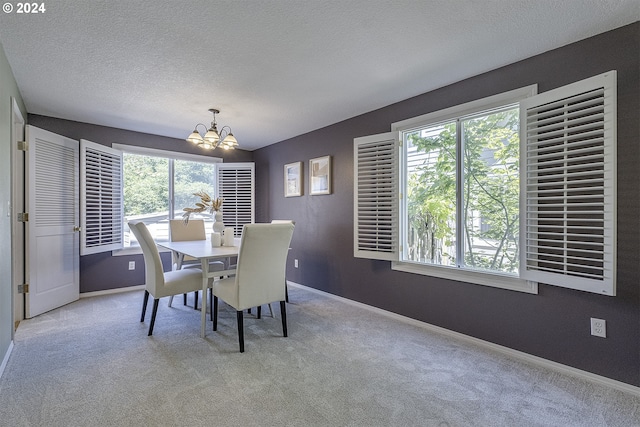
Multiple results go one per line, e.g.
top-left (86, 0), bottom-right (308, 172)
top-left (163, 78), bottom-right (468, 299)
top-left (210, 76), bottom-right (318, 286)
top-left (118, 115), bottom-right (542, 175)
top-left (169, 219), bottom-right (206, 241)
top-left (234, 223), bottom-right (294, 309)
top-left (170, 219), bottom-right (206, 263)
top-left (129, 222), bottom-right (165, 295)
top-left (271, 219), bottom-right (295, 225)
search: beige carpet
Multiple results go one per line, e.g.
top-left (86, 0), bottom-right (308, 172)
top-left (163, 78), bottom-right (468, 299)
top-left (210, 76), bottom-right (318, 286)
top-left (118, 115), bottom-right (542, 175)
top-left (0, 285), bottom-right (638, 426)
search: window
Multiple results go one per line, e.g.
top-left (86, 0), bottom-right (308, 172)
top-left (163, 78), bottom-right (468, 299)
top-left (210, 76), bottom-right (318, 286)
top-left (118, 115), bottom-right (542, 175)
top-left (402, 106), bottom-right (520, 275)
top-left (355, 71), bottom-right (616, 295)
top-left (120, 147), bottom-right (220, 247)
top-left (81, 143), bottom-right (254, 254)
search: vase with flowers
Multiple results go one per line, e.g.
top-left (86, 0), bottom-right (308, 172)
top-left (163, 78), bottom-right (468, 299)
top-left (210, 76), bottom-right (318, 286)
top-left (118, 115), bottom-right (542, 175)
top-left (182, 191), bottom-right (225, 234)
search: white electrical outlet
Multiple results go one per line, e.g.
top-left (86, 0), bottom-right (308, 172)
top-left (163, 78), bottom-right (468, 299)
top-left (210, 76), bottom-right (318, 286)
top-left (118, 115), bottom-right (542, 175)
top-left (590, 318), bottom-right (606, 338)
top-left (128, 261), bottom-right (135, 270)
top-left (294, 259), bottom-right (299, 268)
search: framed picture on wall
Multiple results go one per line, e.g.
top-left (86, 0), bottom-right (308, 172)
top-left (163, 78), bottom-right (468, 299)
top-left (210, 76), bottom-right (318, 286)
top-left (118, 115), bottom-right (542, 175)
top-left (284, 161), bottom-right (303, 197)
top-left (309, 155), bottom-right (331, 195)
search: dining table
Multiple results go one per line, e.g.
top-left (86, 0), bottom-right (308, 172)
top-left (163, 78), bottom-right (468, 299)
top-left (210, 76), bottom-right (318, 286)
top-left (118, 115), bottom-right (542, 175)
top-left (158, 237), bottom-right (240, 338)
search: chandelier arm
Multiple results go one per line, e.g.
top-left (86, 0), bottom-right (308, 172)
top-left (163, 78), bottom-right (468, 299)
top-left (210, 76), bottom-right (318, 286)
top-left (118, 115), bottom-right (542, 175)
top-left (194, 123), bottom-right (208, 135)
top-left (218, 125), bottom-right (232, 138)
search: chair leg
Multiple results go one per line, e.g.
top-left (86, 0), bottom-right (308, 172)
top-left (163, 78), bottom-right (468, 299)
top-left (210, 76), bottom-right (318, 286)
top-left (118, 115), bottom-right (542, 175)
top-left (237, 310), bottom-right (244, 352)
top-left (268, 304), bottom-right (274, 317)
top-left (213, 296), bottom-right (218, 331)
top-left (280, 301), bottom-right (288, 337)
top-left (194, 291), bottom-right (198, 310)
top-left (183, 293), bottom-right (187, 306)
top-left (148, 299), bottom-right (159, 336)
top-left (285, 281), bottom-right (289, 303)
top-left (257, 305), bottom-right (261, 319)
top-left (141, 290), bottom-right (149, 322)
top-left (209, 288), bottom-right (213, 321)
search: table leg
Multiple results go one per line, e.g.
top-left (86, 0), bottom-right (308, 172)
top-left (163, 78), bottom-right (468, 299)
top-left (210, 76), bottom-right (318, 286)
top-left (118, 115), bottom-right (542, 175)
top-left (200, 258), bottom-right (209, 338)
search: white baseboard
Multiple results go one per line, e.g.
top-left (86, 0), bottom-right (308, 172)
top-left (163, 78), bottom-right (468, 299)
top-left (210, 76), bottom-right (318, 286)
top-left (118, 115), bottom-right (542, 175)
top-left (0, 340), bottom-right (14, 380)
top-left (80, 285), bottom-right (145, 299)
top-left (286, 281), bottom-right (640, 397)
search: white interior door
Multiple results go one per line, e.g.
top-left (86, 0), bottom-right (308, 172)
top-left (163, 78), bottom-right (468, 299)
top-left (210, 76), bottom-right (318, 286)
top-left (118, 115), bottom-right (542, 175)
top-left (26, 125), bottom-right (80, 318)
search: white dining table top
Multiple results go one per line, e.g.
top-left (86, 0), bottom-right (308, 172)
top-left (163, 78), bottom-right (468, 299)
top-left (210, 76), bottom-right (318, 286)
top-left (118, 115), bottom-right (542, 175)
top-left (158, 237), bottom-right (241, 260)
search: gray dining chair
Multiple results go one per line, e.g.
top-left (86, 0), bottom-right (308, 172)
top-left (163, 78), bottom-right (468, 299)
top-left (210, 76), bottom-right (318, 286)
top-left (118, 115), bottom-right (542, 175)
top-left (168, 219), bottom-right (225, 310)
top-left (129, 221), bottom-right (205, 336)
top-left (211, 222), bottom-right (294, 352)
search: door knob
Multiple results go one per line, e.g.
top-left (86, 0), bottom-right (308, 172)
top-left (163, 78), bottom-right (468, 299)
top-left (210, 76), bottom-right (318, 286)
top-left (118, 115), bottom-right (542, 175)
top-left (73, 226), bottom-right (82, 232)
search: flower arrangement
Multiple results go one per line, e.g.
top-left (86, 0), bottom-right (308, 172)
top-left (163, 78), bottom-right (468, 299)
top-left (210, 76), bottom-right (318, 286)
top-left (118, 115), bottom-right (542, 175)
top-left (182, 191), bottom-right (223, 223)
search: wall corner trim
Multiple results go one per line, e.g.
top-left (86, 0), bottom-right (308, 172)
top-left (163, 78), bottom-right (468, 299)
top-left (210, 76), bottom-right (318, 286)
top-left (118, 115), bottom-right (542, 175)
top-left (286, 281), bottom-right (640, 397)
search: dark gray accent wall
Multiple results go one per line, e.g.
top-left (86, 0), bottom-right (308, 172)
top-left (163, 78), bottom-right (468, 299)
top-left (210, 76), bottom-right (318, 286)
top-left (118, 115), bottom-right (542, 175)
top-left (27, 115), bottom-right (254, 293)
top-left (253, 23), bottom-right (640, 386)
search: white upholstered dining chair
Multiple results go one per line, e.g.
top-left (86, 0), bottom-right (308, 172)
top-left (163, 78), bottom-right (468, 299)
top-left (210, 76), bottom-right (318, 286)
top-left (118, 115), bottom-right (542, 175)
top-left (271, 219), bottom-right (295, 304)
top-left (129, 221), bottom-right (205, 336)
top-left (168, 219), bottom-right (225, 309)
top-left (244, 219), bottom-right (295, 318)
top-left (211, 222), bottom-right (295, 352)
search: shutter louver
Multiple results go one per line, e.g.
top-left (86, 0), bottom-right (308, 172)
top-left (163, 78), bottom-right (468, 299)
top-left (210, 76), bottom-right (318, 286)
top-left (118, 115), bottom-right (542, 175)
top-left (34, 139), bottom-right (77, 227)
top-left (217, 163), bottom-right (255, 237)
top-left (81, 140), bottom-right (123, 255)
top-left (354, 132), bottom-right (398, 260)
top-left (520, 71), bottom-right (616, 295)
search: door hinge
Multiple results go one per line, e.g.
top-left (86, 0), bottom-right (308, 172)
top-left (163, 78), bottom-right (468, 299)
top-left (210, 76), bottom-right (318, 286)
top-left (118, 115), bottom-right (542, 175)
top-left (18, 283), bottom-right (29, 293)
top-left (17, 212), bottom-right (29, 222)
top-left (17, 140), bottom-right (28, 151)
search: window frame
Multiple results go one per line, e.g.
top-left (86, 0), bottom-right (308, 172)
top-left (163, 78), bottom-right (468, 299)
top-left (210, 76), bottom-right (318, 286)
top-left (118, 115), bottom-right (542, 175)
top-left (391, 85), bottom-right (538, 293)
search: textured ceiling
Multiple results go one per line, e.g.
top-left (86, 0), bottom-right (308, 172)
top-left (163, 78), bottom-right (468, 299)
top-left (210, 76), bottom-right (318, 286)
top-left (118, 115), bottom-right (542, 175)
top-left (0, 1), bottom-right (638, 151)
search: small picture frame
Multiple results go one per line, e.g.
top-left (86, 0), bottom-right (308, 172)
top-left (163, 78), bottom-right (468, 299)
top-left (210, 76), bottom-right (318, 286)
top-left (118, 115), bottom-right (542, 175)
top-left (284, 161), bottom-right (302, 197)
top-left (309, 155), bottom-right (331, 195)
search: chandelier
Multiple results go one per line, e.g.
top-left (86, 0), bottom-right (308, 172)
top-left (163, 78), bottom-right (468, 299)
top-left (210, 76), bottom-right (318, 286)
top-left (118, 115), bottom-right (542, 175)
top-left (186, 108), bottom-right (239, 150)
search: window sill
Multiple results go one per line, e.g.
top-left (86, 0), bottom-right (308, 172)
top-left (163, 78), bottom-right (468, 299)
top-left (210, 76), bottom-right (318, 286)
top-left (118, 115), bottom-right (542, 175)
top-left (391, 261), bottom-right (538, 294)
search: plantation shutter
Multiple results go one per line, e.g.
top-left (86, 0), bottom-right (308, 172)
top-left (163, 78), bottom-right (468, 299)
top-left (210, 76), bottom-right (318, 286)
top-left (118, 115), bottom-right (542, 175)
top-left (216, 162), bottom-right (255, 236)
top-left (520, 70), bottom-right (616, 296)
top-left (80, 139), bottom-right (123, 255)
top-left (354, 132), bottom-right (399, 260)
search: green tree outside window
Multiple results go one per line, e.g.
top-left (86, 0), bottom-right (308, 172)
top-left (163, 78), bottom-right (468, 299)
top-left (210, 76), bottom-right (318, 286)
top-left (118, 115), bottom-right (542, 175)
top-left (405, 107), bottom-right (520, 273)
